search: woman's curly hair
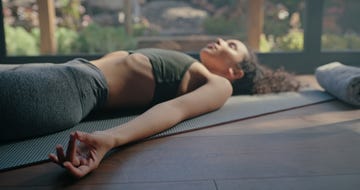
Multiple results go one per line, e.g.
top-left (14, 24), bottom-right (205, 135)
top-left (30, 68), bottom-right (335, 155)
top-left (231, 46), bottom-right (301, 95)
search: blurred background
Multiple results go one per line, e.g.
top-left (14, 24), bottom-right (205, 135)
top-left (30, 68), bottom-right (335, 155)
top-left (2, 0), bottom-right (359, 56)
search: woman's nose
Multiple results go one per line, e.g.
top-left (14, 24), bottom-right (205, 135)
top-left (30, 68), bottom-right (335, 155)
top-left (216, 38), bottom-right (224, 45)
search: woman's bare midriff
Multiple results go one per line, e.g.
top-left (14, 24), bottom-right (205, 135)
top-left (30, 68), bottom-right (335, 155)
top-left (90, 51), bottom-right (207, 110)
top-left (91, 51), bottom-right (156, 109)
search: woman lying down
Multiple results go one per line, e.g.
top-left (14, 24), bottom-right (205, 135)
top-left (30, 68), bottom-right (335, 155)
top-left (0, 38), bottom-right (299, 178)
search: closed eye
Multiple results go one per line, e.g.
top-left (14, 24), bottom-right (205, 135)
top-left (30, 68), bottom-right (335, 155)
top-left (228, 42), bottom-right (237, 50)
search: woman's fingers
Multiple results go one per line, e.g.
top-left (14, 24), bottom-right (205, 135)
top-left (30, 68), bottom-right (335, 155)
top-left (75, 131), bottom-right (95, 146)
top-left (48, 153), bottom-right (59, 163)
top-left (66, 133), bottom-right (76, 160)
top-left (56, 145), bottom-right (66, 163)
top-left (53, 133), bottom-right (81, 166)
top-left (63, 161), bottom-right (92, 178)
top-left (48, 153), bottom-right (68, 168)
top-left (66, 133), bottom-right (81, 166)
top-left (50, 131), bottom-right (103, 178)
top-left (79, 157), bottom-right (89, 166)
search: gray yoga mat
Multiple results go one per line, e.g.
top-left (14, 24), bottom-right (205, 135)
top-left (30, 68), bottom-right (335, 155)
top-left (0, 90), bottom-right (334, 171)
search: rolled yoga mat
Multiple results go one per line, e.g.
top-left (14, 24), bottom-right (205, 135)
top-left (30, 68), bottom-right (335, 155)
top-left (315, 62), bottom-right (360, 107)
top-left (0, 90), bottom-right (334, 171)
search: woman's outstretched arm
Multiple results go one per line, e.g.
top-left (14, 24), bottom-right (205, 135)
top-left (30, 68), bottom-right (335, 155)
top-left (49, 65), bottom-right (233, 178)
top-left (107, 73), bottom-right (232, 147)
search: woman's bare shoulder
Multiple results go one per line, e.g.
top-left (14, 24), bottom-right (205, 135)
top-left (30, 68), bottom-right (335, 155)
top-left (186, 61), bottom-right (212, 78)
top-left (188, 61), bottom-right (229, 83)
top-left (181, 61), bottom-right (232, 94)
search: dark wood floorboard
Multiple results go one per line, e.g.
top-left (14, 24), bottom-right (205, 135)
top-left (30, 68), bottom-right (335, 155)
top-left (215, 174), bottom-right (360, 190)
top-left (0, 180), bottom-right (217, 190)
top-left (1, 76), bottom-right (359, 189)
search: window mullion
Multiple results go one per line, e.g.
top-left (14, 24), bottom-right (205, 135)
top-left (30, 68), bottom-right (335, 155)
top-left (303, 0), bottom-right (324, 58)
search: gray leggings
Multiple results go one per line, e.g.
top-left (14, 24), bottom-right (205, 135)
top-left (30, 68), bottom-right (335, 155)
top-left (0, 59), bottom-right (108, 142)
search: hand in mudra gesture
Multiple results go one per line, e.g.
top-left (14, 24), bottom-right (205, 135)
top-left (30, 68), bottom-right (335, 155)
top-left (49, 131), bottom-right (114, 178)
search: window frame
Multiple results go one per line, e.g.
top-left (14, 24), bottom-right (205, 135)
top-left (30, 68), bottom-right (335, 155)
top-left (0, 0), bottom-right (359, 74)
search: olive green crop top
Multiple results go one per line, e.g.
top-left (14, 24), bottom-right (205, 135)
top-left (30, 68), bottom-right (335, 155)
top-left (128, 48), bottom-right (198, 105)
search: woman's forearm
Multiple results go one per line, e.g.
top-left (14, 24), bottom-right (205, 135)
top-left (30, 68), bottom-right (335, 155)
top-left (104, 101), bottom-right (186, 148)
top-left (103, 74), bottom-right (232, 149)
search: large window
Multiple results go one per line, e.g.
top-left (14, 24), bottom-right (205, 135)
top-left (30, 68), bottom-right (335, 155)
top-left (1, 0), bottom-right (359, 73)
top-left (2, 0), bottom-right (306, 56)
top-left (322, 0), bottom-right (360, 51)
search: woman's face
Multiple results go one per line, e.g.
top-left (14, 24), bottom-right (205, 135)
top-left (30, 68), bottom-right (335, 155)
top-left (200, 38), bottom-right (249, 80)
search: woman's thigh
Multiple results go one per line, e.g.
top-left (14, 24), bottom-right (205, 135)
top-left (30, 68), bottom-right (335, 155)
top-left (0, 63), bottom-right (82, 141)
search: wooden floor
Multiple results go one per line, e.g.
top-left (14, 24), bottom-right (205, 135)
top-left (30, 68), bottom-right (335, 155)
top-left (1, 76), bottom-right (360, 190)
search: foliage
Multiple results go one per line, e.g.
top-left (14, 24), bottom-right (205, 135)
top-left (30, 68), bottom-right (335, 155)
top-left (57, 0), bottom-right (82, 31)
top-left (203, 16), bottom-right (241, 35)
top-left (338, 0), bottom-right (360, 33)
top-left (264, 0), bottom-right (305, 38)
top-left (30, 27), bottom-right (80, 54)
top-left (260, 30), bottom-right (304, 52)
top-left (346, 33), bottom-right (360, 49)
top-left (132, 22), bottom-right (153, 37)
top-left (275, 30), bottom-right (304, 51)
top-left (322, 34), bottom-right (347, 50)
top-left (269, 0), bottom-right (304, 13)
top-left (260, 34), bottom-right (272, 52)
top-left (322, 33), bottom-right (360, 51)
top-left (263, 17), bottom-right (289, 38)
top-left (56, 27), bottom-right (79, 54)
top-left (72, 24), bottom-right (137, 54)
top-left (4, 25), bottom-right (39, 56)
top-left (4, 24), bottom-right (138, 55)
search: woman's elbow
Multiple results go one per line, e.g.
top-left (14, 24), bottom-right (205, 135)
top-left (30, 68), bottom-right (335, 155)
top-left (206, 79), bottom-right (232, 111)
top-left (217, 78), bottom-right (233, 103)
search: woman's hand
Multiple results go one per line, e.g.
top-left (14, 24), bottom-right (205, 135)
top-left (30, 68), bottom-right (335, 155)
top-left (49, 131), bottom-right (115, 178)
